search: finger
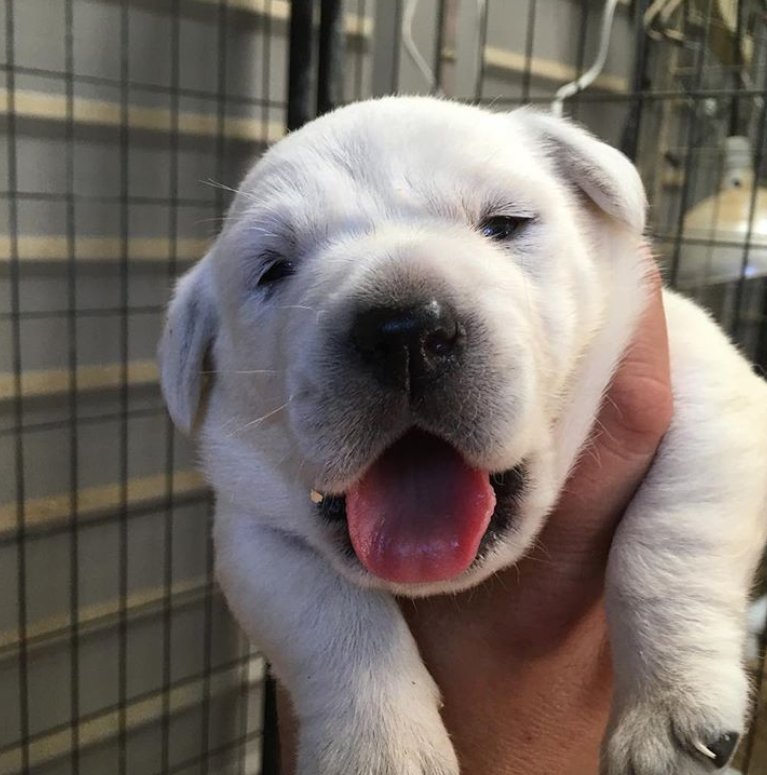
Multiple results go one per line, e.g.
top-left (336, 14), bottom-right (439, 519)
top-left (539, 254), bottom-right (672, 569)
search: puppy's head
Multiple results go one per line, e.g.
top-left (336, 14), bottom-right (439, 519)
top-left (159, 97), bottom-right (646, 595)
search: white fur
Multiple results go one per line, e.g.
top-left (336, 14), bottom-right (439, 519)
top-left (159, 97), bottom-right (767, 774)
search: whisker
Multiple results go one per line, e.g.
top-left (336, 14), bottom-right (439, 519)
top-left (294, 456), bottom-right (308, 486)
top-left (202, 178), bottom-right (256, 200)
top-left (227, 397), bottom-right (293, 437)
top-left (277, 304), bottom-right (319, 313)
top-left (277, 304), bottom-right (327, 323)
top-left (196, 215), bottom-right (240, 226)
top-left (246, 225), bottom-right (283, 237)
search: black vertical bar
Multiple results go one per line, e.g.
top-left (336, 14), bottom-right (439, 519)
top-left (621, 0), bottom-right (652, 161)
top-left (668, 0), bottom-right (714, 288)
top-left (521, 0), bottom-right (537, 104)
top-left (288, 0), bottom-right (314, 130)
top-left (570, 0), bottom-right (589, 120)
top-left (237, 648), bottom-right (250, 775)
top-left (728, 0), bottom-right (745, 136)
top-left (64, 0), bottom-right (80, 771)
top-left (748, 24), bottom-right (767, 381)
top-left (731, 86), bottom-right (767, 342)
top-left (432, 0), bottom-right (446, 95)
top-left (117, 0), bottom-right (131, 772)
top-left (199, 524), bottom-right (215, 775)
top-left (160, 0), bottom-right (181, 772)
top-left (743, 539), bottom-right (767, 773)
top-left (5, 0), bottom-right (31, 770)
top-left (756, 279), bottom-right (767, 374)
top-left (317, 0), bottom-right (345, 115)
top-left (261, 669), bottom-right (280, 775)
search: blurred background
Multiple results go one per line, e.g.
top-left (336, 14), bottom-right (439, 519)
top-left (0, 1), bottom-right (766, 774)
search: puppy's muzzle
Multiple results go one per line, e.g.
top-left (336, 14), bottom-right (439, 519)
top-left (351, 299), bottom-right (465, 394)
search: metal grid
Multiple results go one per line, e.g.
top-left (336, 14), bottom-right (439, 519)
top-left (0, 1), bottom-right (289, 773)
top-left (2, 1), bottom-right (767, 774)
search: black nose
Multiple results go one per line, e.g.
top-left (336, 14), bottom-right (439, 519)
top-left (351, 300), bottom-right (464, 391)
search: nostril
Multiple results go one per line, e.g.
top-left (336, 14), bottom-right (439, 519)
top-left (423, 329), bottom-right (457, 357)
top-left (371, 341), bottom-right (394, 361)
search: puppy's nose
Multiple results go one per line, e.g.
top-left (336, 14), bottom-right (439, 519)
top-left (351, 300), bottom-right (464, 391)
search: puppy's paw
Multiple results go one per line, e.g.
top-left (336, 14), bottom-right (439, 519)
top-left (297, 703), bottom-right (459, 775)
top-left (601, 672), bottom-right (748, 775)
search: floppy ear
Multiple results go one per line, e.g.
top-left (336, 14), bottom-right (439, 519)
top-left (158, 255), bottom-right (218, 435)
top-left (516, 110), bottom-right (647, 234)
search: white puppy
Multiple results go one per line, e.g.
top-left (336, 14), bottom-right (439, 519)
top-left (159, 97), bottom-right (767, 775)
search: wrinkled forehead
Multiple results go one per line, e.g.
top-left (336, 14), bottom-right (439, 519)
top-left (229, 100), bottom-right (554, 232)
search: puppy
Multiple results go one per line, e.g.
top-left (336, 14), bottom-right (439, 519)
top-left (159, 97), bottom-right (767, 774)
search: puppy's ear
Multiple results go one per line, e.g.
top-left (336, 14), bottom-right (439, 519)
top-left (158, 255), bottom-right (218, 434)
top-left (516, 110), bottom-right (646, 233)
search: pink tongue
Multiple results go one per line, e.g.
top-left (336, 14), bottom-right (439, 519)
top-left (346, 430), bottom-right (496, 584)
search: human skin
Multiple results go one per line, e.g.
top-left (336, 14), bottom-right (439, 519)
top-left (276, 259), bottom-right (673, 775)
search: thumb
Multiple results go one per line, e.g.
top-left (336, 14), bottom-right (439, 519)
top-left (540, 255), bottom-right (672, 573)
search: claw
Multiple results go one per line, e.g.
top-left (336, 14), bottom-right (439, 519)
top-left (692, 732), bottom-right (740, 769)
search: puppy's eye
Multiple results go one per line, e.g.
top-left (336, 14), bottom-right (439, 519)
top-left (480, 216), bottom-right (529, 241)
top-left (259, 258), bottom-right (295, 287)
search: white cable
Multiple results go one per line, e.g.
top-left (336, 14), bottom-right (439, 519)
top-left (402, 0), bottom-right (488, 97)
top-left (402, 0), bottom-right (444, 94)
top-left (551, 0), bottom-right (620, 117)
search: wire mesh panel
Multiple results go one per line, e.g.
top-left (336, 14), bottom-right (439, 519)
top-left (2, 1), bottom-right (767, 774)
top-left (0, 0), bottom-right (303, 772)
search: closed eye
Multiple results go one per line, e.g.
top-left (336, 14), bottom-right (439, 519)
top-left (479, 215), bottom-right (533, 241)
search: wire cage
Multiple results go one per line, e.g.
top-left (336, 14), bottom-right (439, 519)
top-left (1, 1), bottom-right (766, 774)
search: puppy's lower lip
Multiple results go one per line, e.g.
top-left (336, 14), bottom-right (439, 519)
top-left (314, 492), bottom-right (347, 521)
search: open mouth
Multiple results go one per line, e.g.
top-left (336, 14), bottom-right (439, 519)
top-left (312, 429), bottom-right (526, 585)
